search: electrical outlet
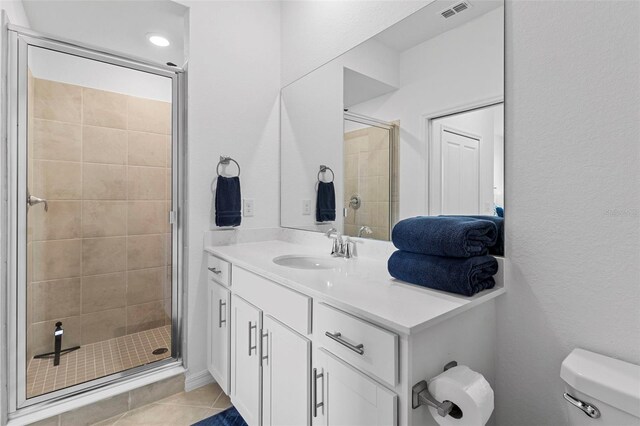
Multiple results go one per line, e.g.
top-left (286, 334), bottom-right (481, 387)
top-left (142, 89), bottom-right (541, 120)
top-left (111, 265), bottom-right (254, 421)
top-left (302, 199), bottom-right (311, 215)
top-left (243, 199), bottom-right (254, 217)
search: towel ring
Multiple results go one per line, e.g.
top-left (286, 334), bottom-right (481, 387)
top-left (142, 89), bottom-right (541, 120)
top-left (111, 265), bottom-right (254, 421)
top-left (217, 156), bottom-right (240, 177)
top-left (318, 165), bottom-right (334, 183)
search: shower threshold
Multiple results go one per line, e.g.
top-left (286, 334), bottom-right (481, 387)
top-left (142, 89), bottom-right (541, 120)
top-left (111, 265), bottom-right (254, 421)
top-left (26, 325), bottom-right (171, 399)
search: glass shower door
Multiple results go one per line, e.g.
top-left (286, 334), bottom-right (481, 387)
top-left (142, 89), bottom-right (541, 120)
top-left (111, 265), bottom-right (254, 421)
top-left (343, 118), bottom-right (394, 241)
top-left (10, 32), bottom-right (183, 408)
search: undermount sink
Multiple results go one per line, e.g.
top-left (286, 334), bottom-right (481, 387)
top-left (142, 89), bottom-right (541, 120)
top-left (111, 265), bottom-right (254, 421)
top-left (273, 255), bottom-right (342, 270)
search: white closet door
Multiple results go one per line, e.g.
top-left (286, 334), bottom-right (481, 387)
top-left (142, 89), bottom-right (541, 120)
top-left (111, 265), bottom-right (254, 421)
top-left (441, 128), bottom-right (480, 215)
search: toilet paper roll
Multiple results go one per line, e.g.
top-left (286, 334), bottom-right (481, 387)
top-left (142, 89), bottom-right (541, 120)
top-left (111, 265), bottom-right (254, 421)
top-left (427, 365), bottom-right (494, 426)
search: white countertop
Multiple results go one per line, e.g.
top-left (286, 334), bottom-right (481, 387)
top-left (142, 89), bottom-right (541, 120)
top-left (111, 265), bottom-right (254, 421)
top-left (204, 240), bottom-right (505, 335)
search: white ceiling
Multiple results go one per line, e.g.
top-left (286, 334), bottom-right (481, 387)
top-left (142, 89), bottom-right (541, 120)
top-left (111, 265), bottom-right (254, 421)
top-left (22, 0), bottom-right (188, 66)
top-left (374, 0), bottom-right (502, 53)
top-left (343, 67), bottom-right (397, 108)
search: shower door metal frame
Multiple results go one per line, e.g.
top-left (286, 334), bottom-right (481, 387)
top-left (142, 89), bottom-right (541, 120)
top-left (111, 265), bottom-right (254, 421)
top-left (343, 112), bottom-right (399, 237)
top-left (3, 26), bottom-right (187, 413)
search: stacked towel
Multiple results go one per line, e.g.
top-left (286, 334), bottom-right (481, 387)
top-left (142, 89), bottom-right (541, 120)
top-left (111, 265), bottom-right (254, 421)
top-left (215, 176), bottom-right (242, 227)
top-left (388, 216), bottom-right (500, 296)
top-left (388, 251), bottom-right (498, 297)
top-left (392, 216), bottom-right (497, 257)
top-left (316, 181), bottom-right (336, 222)
top-left (441, 215), bottom-right (504, 256)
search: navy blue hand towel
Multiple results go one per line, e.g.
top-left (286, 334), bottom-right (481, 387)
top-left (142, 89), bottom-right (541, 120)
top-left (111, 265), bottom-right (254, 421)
top-left (316, 181), bottom-right (336, 222)
top-left (215, 176), bottom-right (241, 227)
top-left (387, 251), bottom-right (498, 296)
top-left (392, 216), bottom-right (497, 258)
top-left (449, 215), bottom-right (504, 256)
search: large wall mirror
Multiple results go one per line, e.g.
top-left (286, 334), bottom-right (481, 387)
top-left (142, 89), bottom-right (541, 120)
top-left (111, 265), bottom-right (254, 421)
top-left (281, 0), bottom-right (504, 241)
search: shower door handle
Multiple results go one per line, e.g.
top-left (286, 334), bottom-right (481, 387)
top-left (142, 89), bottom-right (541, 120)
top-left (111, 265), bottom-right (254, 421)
top-left (28, 194), bottom-right (48, 212)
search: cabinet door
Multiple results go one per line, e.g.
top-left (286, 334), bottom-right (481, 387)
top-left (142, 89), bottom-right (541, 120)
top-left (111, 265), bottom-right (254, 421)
top-left (313, 349), bottom-right (397, 426)
top-left (262, 315), bottom-right (311, 426)
top-left (231, 295), bottom-right (262, 426)
top-left (207, 281), bottom-right (230, 394)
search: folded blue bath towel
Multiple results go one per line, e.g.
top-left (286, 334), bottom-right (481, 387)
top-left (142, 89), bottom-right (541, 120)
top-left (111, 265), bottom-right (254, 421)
top-left (316, 181), bottom-right (336, 222)
top-left (215, 176), bottom-right (242, 227)
top-left (387, 251), bottom-right (498, 296)
top-left (392, 216), bottom-right (497, 258)
top-left (443, 215), bottom-right (504, 256)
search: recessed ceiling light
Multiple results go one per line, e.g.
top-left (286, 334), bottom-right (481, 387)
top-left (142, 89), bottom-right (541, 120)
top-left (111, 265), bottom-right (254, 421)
top-left (147, 33), bottom-right (170, 47)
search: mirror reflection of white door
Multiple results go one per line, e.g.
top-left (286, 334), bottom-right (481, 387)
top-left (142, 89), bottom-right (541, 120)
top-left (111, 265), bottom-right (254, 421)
top-left (440, 127), bottom-right (481, 215)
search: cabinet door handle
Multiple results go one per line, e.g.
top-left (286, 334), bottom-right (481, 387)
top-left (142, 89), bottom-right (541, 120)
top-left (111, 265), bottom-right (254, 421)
top-left (325, 331), bottom-right (365, 355)
top-left (218, 299), bottom-right (226, 328)
top-left (208, 267), bottom-right (222, 275)
top-left (248, 322), bottom-right (257, 356)
top-left (261, 330), bottom-right (269, 365)
top-left (312, 368), bottom-right (324, 418)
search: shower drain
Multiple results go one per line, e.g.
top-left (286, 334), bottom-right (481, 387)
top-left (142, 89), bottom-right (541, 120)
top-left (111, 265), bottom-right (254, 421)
top-left (152, 348), bottom-right (169, 355)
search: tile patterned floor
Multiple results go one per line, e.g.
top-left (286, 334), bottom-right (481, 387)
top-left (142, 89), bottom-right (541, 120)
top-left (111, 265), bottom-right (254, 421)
top-left (27, 325), bottom-right (172, 398)
top-left (92, 382), bottom-right (233, 426)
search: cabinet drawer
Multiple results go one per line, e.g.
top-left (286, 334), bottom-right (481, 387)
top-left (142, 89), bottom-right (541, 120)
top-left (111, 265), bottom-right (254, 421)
top-left (315, 302), bottom-right (398, 386)
top-left (208, 255), bottom-right (231, 287)
top-left (233, 266), bottom-right (311, 336)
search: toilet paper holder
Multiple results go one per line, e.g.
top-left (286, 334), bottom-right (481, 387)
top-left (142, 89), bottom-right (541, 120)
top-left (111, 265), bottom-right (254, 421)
top-left (412, 361), bottom-right (461, 418)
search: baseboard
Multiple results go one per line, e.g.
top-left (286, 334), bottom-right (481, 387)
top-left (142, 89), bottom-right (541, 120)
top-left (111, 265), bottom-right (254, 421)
top-left (185, 369), bottom-right (215, 392)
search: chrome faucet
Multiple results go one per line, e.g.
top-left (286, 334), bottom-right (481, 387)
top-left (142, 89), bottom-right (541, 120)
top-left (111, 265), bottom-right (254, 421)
top-left (325, 228), bottom-right (355, 258)
top-left (358, 226), bottom-right (373, 238)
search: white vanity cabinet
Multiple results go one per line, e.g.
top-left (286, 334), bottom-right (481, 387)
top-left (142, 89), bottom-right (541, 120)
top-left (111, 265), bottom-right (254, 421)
top-left (229, 266), bottom-right (312, 426)
top-left (231, 294), bottom-right (262, 426)
top-left (206, 249), bottom-right (500, 426)
top-left (313, 348), bottom-right (398, 426)
top-left (262, 315), bottom-right (311, 426)
top-left (207, 280), bottom-right (230, 394)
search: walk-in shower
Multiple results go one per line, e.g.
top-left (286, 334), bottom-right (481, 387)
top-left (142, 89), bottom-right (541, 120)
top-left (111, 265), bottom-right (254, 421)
top-left (4, 27), bottom-right (185, 411)
top-left (342, 112), bottom-right (398, 241)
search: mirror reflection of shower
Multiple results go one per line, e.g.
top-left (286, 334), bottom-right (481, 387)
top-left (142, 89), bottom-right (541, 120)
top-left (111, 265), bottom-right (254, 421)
top-left (343, 112), bottom-right (398, 241)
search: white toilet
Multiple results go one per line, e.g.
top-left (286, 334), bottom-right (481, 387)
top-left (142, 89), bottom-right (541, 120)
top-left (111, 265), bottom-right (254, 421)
top-left (561, 348), bottom-right (640, 425)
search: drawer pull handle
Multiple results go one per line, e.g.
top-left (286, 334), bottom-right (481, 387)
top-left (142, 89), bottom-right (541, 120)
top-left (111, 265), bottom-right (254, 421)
top-left (325, 331), bottom-right (365, 355)
top-left (218, 299), bottom-right (226, 328)
top-left (313, 368), bottom-right (324, 417)
top-left (208, 267), bottom-right (222, 275)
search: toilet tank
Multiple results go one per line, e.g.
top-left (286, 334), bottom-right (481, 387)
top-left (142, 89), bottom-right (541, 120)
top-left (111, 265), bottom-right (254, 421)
top-left (561, 348), bottom-right (640, 425)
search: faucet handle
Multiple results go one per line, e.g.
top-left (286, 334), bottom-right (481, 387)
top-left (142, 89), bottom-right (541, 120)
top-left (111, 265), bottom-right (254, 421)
top-left (331, 236), bottom-right (342, 256)
top-left (325, 227), bottom-right (338, 238)
top-left (344, 237), bottom-right (355, 258)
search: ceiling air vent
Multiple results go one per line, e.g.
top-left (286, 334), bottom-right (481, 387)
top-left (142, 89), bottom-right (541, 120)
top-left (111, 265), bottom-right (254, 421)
top-left (441, 8), bottom-right (456, 18)
top-left (453, 2), bottom-right (470, 13)
top-left (440, 1), bottom-right (472, 19)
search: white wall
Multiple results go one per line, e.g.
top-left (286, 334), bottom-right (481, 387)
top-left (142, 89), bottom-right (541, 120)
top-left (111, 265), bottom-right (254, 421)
top-left (498, 1), bottom-right (640, 424)
top-left (281, 2), bottom-right (640, 426)
top-left (181, 0), bottom-right (281, 384)
top-left (280, 37), bottom-right (399, 232)
top-left (281, 61), bottom-right (344, 232)
top-left (29, 47), bottom-right (172, 101)
top-left (280, 0), bottom-right (429, 86)
top-left (351, 8), bottom-right (503, 219)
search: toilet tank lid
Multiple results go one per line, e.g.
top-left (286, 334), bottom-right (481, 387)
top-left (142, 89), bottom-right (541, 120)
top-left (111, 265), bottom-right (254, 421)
top-left (561, 348), bottom-right (640, 418)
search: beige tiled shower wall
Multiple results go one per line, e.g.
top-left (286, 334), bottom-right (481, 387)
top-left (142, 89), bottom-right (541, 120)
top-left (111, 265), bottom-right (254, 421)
top-left (27, 77), bottom-right (172, 361)
top-left (343, 126), bottom-right (392, 241)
